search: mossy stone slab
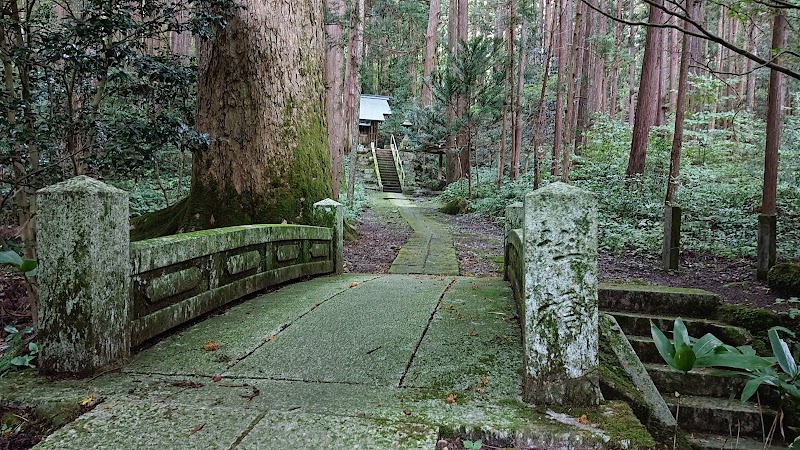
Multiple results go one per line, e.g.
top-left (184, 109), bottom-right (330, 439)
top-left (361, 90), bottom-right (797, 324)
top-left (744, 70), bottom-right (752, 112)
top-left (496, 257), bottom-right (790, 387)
top-left (225, 275), bottom-right (453, 384)
top-left (33, 399), bottom-right (261, 450)
top-left (125, 274), bottom-right (378, 376)
top-left (388, 195), bottom-right (459, 276)
top-left (401, 277), bottom-right (522, 397)
top-left (235, 410), bottom-right (438, 449)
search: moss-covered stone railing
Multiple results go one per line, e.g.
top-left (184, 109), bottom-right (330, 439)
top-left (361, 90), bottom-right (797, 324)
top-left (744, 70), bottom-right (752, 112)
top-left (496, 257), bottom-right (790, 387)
top-left (129, 224), bottom-right (336, 346)
top-left (503, 183), bottom-right (601, 407)
top-left (35, 176), bottom-right (343, 376)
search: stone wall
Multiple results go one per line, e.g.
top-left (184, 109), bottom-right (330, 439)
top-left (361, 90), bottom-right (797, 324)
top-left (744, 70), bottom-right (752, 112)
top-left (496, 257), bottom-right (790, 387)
top-left (36, 177), bottom-right (343, 375)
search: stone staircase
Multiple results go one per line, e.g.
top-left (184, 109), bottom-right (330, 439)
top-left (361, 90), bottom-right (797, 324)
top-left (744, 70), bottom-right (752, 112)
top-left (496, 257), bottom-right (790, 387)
top-left (375, 148), bottom-right (402, 193)
top-left (600, 286), bottom-right (796, 450)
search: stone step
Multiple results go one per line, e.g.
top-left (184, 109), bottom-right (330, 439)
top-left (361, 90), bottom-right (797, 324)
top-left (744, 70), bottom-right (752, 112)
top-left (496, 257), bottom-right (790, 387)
top-left (665, 395), bottom-right (779, 437)
top-left (627, 335), bottom-right (664, 364)
top-left (599, 284), bottom-right (721, 317)
top-left (608, 311), bottom-right (751, 346)
top-left (645, 364), bottom-right (782, 404)
top-left (686, 432), bottom-right (790, 450)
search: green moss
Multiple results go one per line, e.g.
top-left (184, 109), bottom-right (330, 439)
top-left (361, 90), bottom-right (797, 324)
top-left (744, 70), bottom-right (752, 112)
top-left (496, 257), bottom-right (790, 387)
top-left (768, 263), bottom-right (800, 296)
top-left (716, 304), bottom-right (781, 355)
top-left (553, 402), bottom-right (656, 450)
top-left (440, 197), bottom-right (468, 215)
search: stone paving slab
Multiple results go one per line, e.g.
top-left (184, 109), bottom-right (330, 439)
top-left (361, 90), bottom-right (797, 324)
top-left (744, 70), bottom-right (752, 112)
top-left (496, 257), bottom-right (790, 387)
top-left (33, 399), bottom-right (262, 450)
top-left (125, 273), bottom-right (379, 376)
top-left (235, 410), bottom-right (438, 449)
top-left (402, 278), bottom-right (522, 396)
top-left (226, 274), bottom-right (452, 385)
top-left (386, 194), bottom-right (459, 276)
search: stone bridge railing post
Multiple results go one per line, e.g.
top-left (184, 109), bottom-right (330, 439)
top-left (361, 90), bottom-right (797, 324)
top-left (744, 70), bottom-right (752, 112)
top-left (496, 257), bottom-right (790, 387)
top-left (313, 198), bottom-right (343, 274)
top-left (521, 182), bottom-right (601, 406)
top-left (37, 176), bottom-right (131, 375)
top-left (503, 202), bottom-right (524, 281)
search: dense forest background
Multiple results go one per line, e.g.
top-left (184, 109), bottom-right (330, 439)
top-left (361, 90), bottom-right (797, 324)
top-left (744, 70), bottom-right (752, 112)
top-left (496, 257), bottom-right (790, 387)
top-left (1, 0), bottom-right (799, 267)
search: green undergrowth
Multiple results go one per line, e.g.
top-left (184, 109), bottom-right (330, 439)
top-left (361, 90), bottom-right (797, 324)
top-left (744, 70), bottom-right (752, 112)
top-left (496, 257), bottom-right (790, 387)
top-left (439, 113), bottom-right (800, 261)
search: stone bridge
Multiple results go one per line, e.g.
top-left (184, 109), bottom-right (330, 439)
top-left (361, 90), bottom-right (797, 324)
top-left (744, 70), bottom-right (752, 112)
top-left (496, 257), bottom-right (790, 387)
top-left (1, 178), bottom-right (685, 449)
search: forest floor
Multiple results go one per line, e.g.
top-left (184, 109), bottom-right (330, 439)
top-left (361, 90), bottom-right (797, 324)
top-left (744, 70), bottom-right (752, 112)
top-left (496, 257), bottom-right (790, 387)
top-left (344, 193), bottom-right (787, 313)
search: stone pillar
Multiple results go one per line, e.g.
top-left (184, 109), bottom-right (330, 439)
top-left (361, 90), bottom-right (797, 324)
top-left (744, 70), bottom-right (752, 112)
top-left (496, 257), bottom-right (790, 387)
top-left (757, 214), bottom-right (777, 280)
top-left (504, 202), bottom-right (524, 281)
top-left (662, 205), bottom-right (681, 271)
top-left (522, 182), bottom-right (601, 406)
top-left (314, 198), bottom-right (344, 274)
top-left (36, 176), bottom-right (131, 375)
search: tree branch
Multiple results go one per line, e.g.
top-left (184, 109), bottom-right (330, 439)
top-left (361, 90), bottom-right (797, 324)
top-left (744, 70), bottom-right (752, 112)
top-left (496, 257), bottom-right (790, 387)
top-left (579, 0), bottom-right (800, 80)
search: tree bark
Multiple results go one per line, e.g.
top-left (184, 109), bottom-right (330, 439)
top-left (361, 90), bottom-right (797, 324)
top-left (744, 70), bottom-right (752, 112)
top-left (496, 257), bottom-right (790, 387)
top-left (665, 0), bottom-right (696, 206)
top-left (561, 0), bottom-right (582, 182)
top-left (421, 0), bottom-right (440, 107)
top-left (627, 0), bottom-right (636, 125)
top-left (626, 0), bottom-right (663, 177)
top-left (131, 0), bottom-right (332, 239)
top-left (346, 0), bottom-right (365, 205)
top-left (761, 12), bottom-right (787, 217)
top-left (551, 0), bottom-right (566, 176)
top-left (325, 0), bottom-right (347, 198)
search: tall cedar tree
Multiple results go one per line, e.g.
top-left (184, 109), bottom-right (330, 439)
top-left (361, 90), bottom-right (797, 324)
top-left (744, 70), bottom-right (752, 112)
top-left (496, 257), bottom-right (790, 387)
top-left (131, 0), bottom-right (333, 239)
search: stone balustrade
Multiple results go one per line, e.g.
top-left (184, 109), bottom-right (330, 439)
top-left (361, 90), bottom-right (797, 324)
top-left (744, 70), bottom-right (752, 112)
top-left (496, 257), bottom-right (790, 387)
top-left (36, 176), bottom-right (342, 376)
top-left (504, 182), bottom-right (601, 406)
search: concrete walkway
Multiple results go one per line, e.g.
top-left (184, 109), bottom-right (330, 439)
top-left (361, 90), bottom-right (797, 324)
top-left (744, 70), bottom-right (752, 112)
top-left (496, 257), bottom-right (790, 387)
top-left (385, 193), bottom-right (459, 275)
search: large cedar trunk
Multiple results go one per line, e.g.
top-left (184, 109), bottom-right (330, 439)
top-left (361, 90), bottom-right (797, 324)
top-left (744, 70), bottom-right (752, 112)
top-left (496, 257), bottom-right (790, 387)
top-left (131, 0), bottom-right (332, 240)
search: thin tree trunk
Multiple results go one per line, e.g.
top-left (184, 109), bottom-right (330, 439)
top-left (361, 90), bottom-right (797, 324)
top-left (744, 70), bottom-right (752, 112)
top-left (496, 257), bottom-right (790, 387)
top-left (561, 0), bottom-right (582, 182)
top-left (626, 0), bottom-right (663, 177)
top-left (744, 19), bottom-right (756, 113)
top-left (421, 0), bottom-right (440, 107)
top-left (761, 12), bottom-right (787, 217)
top-left (627, 0), bottom-right (636, 126)
top-left (346, 0), bottom-right (365, 205)
top-left (532, 0), bottom-right (557, 189)
top-left (609, 0), bottom-right (621, 118)
top-left (665, 0), bottom-right (695, 206)
top-left (551, 0), bottom-right (566, 176)
top-left (324, 0), bottom-right (347, 198)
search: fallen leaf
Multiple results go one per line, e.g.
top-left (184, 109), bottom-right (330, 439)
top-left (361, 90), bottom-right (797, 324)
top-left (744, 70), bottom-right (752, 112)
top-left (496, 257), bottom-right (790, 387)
top-left (349, 282), bottom-right (359, 288)
top-left (477, 387), bottom-right (486, 394)
top-left (480, 376), bottom-right (489, 385)
top-left (402, 409), bottom-right (412, 416)
top-left (211, 375), bottom-right (222, 382)
top-left (80, 396), bottom-right (96, 406)
top-left (189, 423), bottom-right (205, 436)
top-left (455, 312), bottom-right (462, 319)
top-left (578, 414), bottom-right (589, 425)
top-left (203, 341), bottom-right (220, 351)
top-left (264, 335), bottom-right (277, 342)
top-left (471, 283), bottom-right (478, 290)
top-left (469, 331), bottom-right (478, 336)
top-left (446, 394), bottom-right (457, 404)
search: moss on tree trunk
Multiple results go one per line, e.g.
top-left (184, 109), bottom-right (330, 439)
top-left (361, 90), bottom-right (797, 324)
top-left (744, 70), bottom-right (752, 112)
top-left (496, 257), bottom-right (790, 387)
top-left (131, 0), bottom-right (332, 241)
